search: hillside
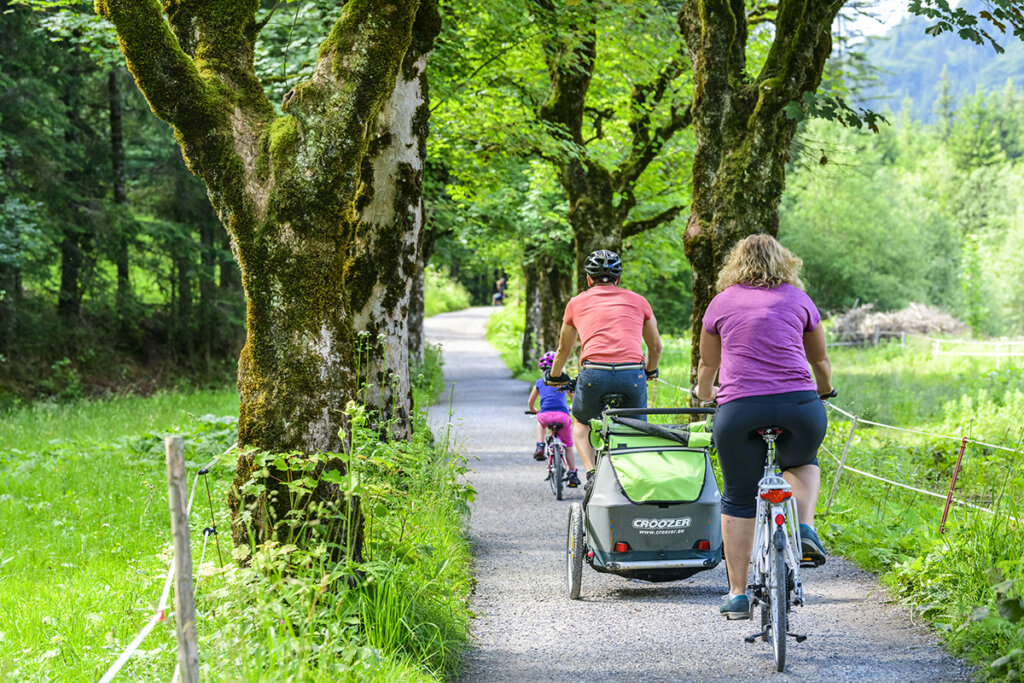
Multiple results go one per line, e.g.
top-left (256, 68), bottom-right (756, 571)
top-left (856, 1), bottom-right (1024, 121)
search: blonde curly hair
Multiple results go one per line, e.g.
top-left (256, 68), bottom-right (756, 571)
top-left (716, 234), bottom-right (805, 292)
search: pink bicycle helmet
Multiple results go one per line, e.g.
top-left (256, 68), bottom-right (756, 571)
top-left (538, 351), bottom-right (555, 369)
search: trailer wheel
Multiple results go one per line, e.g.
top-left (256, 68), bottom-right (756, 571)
top-left (566, 503), bottom-right (584, 599)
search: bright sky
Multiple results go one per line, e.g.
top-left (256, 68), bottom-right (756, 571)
top-left (836, 0), bottom-right (910, 40)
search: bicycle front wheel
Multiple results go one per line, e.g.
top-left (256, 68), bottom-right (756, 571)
top-left (549, 444), bottom-right (564, 500)
top-left (769, 538), bottom-right (787, 672)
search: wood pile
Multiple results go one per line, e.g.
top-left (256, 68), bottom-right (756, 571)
top-left (830, 303), bottom-right (967, 343)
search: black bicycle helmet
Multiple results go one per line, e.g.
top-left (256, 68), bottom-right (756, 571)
top-left (584, 249), bottom-right (622, 282)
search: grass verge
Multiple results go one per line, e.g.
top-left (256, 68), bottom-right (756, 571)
top-left (0, 352), bottom-right (472, 681)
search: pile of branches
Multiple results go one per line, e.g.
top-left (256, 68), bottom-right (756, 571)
top-left (830, 303), bottom-right (967, 343)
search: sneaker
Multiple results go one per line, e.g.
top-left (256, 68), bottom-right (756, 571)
top-left (533, 443), bottom-right (545, 461)
top-left (719, 593), bottom-right (751, 620)
top-left (799, 523), bottom-right (827, 567)
top-left (566, 470), bottom-right (581, 488)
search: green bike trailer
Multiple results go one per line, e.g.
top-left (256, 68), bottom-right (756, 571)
top-left (568, 407), bottom-right (722, 589)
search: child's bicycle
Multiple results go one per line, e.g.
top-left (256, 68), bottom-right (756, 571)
top-left (524, 411), bottom-right (571, 500)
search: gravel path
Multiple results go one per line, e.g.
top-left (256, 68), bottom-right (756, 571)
top-left (426, 307), bottom-right (969, 682)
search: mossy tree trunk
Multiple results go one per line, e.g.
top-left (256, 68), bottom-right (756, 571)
top-left (96, 0), bottom-right (440, 553)
top-left (522, 249), bottom-right (570, 365)
top-left (534, 0), bottom-right (691, 292)
top-left (679, 0), bottom-right (843, 380)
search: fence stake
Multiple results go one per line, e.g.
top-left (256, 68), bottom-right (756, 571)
top-left (165, 435), bottom-right (199, 683)
top-left (826, 417), bottom-right (859, 513)
top-left (939, 437), bottom-right (969, 535)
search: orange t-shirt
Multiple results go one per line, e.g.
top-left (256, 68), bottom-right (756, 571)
top-left (563, 285), bottom-right (654, 363)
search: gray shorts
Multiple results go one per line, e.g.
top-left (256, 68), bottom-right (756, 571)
top-left (571, 364), bottom-right (647, 423)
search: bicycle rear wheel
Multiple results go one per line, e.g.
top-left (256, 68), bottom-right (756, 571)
top-left (768, 538), bottom-right (787, 671)
top-left (549, 443), bottom-right (564, 500)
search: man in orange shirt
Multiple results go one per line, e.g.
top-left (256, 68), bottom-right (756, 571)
top-left (546, 250), bottom-right (663, 488)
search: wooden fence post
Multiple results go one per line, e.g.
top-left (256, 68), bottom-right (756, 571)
top-left (939, 437), bottom-right (969, 535)
top-left (165, 436), bottom-right (198, 683)
top-left (826, 417), bottom-right (859, 513)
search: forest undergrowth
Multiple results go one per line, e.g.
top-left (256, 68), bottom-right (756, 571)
top-left (490, 312), bottom-right (1024, 680)
top-left (0, 343), bottom-right (472, 682)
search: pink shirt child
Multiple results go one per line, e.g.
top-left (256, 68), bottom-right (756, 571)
top-left (702, 284), bottom-right (820, 404)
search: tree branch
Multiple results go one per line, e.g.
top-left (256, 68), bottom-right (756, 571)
top-left (622, 204), bottom-right (687, 238)
top-left (95, 0), bottom-right (213, 131)
top-left (282, 0), bottom-right (420, 196)
top-left (750, 0), bottom-right (844, 120)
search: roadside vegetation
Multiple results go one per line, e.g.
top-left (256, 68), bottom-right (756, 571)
top-left (0, 345), bottom-right (471, 681)
top-left (424, 266), bottom-right (473, 318)
top-left (489, 326), bottom-right (1024, 679)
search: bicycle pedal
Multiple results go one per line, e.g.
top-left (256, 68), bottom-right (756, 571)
top-left (744, 630), bottom-right (765, 644)
top-left (788, 632), bottom-right (808, 643)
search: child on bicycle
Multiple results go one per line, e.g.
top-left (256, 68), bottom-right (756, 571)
top-left (528, 352), bottom-right (580, 488)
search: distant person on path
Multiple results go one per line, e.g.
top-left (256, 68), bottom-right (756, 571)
top-left (694, 234), bottom-right (835, 620)
top-left (528, 351), bottom-right (580, 487)
top-left (491, 273), bottom-right (507, 306)
top-left (546, 250), bottom-right (662, 491)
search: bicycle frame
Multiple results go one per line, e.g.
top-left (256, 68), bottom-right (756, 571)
top-left (750, 429), bottom-right (804, 609)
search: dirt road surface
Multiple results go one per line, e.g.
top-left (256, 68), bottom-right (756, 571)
top-left (426, 307), bottom-right (968, 682)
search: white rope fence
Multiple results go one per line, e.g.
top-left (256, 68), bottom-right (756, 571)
top-left (822, 404), bottom-right (1023, 528)
top-left (98, 443), bottom-right (236, 683)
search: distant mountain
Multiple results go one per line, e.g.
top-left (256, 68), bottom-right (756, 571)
top-left (855, 2), bottom-right (1024, 122)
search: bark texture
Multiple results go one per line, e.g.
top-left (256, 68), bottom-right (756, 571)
top-left (522, 249), bottom-right (570, 365)
top-left (96, 0), bottom-right (440, 550)
top-left (679, 0), bottom-right (843, 379)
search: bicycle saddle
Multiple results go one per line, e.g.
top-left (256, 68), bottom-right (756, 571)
top-left (756, 426), bottom-right (785, 436)
top-left (601, 393), bottom-right (627, 408)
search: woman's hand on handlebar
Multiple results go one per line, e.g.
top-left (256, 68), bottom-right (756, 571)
top-left (819, 387), bottom-right (838, 400)
top-left (690, 385), bottom-right (718, 406)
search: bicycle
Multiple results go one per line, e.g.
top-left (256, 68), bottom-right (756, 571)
top-left (742, 426), bottom-right (807, 672)
top-left (525, 411), bottom-right (571, 500)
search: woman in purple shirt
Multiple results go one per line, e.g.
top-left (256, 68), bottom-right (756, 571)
top-left (694, 234), bottom-right (835, 620)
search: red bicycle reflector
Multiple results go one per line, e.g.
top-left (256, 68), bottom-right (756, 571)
top-left (775, 513), bottom-right (786, 527)
top-left (698, 540), bottom-right (711, 551)
top-left (587, 550), bottom-right (594, 559)
top-left (614, 542), bottom-right (629, 553)
top-left (760, 490), bottom-right (793, 504)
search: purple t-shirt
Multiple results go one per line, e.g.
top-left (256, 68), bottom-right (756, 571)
top-left (535, 379), bottom-right (570, 414)
top-left (702, 284), bottom-right (820, 404)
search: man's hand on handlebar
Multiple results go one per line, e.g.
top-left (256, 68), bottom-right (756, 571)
top-left (543, 369), bottom-right (572, 386)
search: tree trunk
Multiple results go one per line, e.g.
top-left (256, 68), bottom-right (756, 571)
top-left (108, 68), bottom-right (130, 321)
top-left (523, 249), bottom-right (571, 365)
top-left (408, 225), bottom-right (437, 363)
top-left (57, 233), bottom-right (82, 323)
top-left (198, 218), bottom-right (216, 358)
top-left (679, 0), bottom-right (843, 380)
top-left (535, 0), bottom-right (690, 292)
top-left (98, 0), bottom-right (441, 554)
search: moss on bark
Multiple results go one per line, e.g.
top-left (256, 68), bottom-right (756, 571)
top-left (99, 0), bottom-right (441, 553)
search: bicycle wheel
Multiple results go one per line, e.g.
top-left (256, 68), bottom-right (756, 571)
top-left (549, 443), bottom-right (564, 500)
top-left (566, 503), bottom-right (584, 599)
top-left (768, 538), bottom-right (787, 672)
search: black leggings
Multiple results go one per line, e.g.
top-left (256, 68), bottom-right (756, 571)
top-left (713, 390), bottom-right (827, 518)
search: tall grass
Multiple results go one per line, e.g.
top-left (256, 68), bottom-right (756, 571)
top-left (0, 355), bottom-right (471, 682)
top-left (424, 267), bottom-right (472, 318)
